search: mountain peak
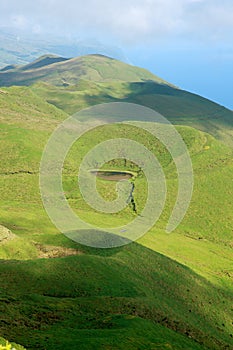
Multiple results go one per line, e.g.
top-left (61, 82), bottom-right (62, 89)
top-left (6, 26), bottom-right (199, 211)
top-left (19, 54), bottom-right (69, 71)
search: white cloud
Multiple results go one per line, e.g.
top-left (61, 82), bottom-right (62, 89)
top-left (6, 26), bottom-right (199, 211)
top-left (0, 0), bottom-right (233, 44)
top-left (10, 14), bottom-right (28, 29)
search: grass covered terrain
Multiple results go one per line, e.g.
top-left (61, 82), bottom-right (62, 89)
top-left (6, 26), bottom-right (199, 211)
top-left (0, 56), bottom-right (233, 349)
top-left (0, 337), bottom-right (26, 350)
top-left (30, 78), bottom-right (233, 147)
top-left (1, 54), bottom-right (233, 147)
top-left (0, 54), bottom-right (169, 87)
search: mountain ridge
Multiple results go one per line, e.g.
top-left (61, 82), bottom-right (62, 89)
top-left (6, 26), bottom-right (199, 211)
top-left (0, 54), bottom-right (172, 86)
top-left (1, 53), bottom-right (232, 146)
top-left (19, 54), bottom-right (69, 71)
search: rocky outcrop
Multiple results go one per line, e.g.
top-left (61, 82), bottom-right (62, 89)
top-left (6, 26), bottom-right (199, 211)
top-left (0, 225), bottom-right (15, 243)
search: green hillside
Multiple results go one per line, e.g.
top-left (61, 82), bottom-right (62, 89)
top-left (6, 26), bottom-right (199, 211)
top-left (30, 79), bottom-right (233, 146)
top-left (0, 54), bottom-right (169, 86)
top-left (0, 57), bottom-right (233, 349)
top-left (1, 54), bottom-right (232, 146)
top-left (19, 54), bottom-right (69, 71)
top-left (0, 337), bottom-right (26, 350)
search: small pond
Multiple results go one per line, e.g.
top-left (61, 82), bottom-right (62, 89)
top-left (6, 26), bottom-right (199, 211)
top-left (90, 170), bottom-right (134, 181)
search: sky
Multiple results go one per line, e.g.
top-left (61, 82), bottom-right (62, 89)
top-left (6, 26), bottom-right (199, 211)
top-left (0, 0), bottom-right (233, 109)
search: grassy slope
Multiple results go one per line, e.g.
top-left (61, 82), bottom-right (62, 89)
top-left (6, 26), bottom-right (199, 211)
top-left (0, 337), bottom-right (26, 350)
top-left (0, 247), bottom-right (232, 350)
top-left (0, 54), bottom-right (169, 86)
top-left (0, 86), bottom-right (233, 349)
top-left (1, 54), bottom-right (232, 147)
top-left (30, 79), bottom-right (233, 147)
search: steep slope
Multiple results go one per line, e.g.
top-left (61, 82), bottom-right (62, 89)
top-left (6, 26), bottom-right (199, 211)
top-left (1, 245), bottom-right (232, 350)
top-left (0, 64), bottom-right (18, 72)
top-left (1, 54), bottom-right (233, 146)
top-left (19, 54), bottom-right (69, 71)
top-left (0, 85), bottom-right (67, 130)
top-left (30, 79), bottom-right (233, 146)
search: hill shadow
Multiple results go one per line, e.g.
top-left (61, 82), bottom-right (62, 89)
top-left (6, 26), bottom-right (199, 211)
top-left (0, 238), bottom-right (232, 349)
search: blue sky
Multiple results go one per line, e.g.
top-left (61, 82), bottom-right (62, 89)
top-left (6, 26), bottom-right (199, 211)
top-left (0, 0), bottom-right (233, 109)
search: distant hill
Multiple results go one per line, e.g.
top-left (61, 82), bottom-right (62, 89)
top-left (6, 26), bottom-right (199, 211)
top-left (0, 64), bottom-right (18, 72)
top-left (0, 29), bottom-right (127, 68)
top-left (0, 54), bottom-right (170, 86)
top-left (19, 54), bottom-right (69, 71)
